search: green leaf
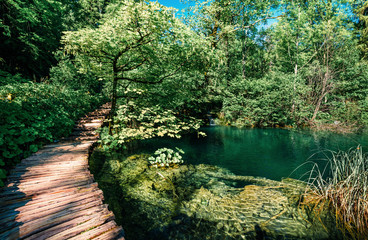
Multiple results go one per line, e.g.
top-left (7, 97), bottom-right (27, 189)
top-left (30, 144), bottom-right (38, 153)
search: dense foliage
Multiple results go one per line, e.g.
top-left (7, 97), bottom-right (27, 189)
top-left (62, 0), bottom-right (209, 130)
top-left (2, 0), bottom-right (368, 186)
top-left (0, 0), bottom-right (108, 186)
top-left (190, 0), bottom-right (368, 129)
top-left (0, 78), bottom-right (103, 186)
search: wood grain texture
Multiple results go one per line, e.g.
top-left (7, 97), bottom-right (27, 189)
top-left (0, 103), bottom-right (125, 240)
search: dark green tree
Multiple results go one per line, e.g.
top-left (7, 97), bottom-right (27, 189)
top-left (0, 0), bottom-right (67, 79)
top-left (355, 1), bottom-right (368, 58)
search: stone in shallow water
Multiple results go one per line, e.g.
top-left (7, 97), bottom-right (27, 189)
top-left (90, 152), bottom-right (331, 240)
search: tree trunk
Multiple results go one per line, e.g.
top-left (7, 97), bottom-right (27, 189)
top-left (310, 94), bottom-right (323, 123)
top-left (292, 63), bottom-right (298, 114)
top-left (310, 70), bottom-right (330, 123)
top-left (241, 29), bottom-right (248, 80)
top-left (109, 72), bottom-right (119, 135)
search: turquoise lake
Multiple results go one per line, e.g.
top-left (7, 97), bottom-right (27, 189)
top-left (138, 127), bottom-right (368, 181)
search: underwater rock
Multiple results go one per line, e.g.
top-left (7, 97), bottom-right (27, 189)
top-left (90, 152), bottom-right (331, 240)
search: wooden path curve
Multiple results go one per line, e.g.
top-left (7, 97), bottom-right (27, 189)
top-left (0, 103), bottom-right (125, 240)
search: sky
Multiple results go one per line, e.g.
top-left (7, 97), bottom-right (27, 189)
top-left (155, 0), bottom-right (279, 28)
top-left (155, 0), bottom-right (196, 11)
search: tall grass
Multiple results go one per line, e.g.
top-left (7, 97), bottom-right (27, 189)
top-left (303, 146), bottom-right (368, 239)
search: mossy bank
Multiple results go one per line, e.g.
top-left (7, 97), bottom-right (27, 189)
top-left (89, 149), bottom-right (342, 240)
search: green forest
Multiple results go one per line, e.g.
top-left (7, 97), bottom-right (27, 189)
top-left (1, 0), bottom-right (368, 192)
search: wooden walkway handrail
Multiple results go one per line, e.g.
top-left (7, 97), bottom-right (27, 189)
top-left (0, 103), bottom-right (125, 240)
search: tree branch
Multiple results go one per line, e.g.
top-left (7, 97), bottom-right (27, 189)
top-left (116, 61), bottom-right (187, 84)
top-left (117, 58), bottom-right (147, 72)
top-left (117, 76), bottom-right (163, 84)
top-left (243, 15), bottom-right (284, 29)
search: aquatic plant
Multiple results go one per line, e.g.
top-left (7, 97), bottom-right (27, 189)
top-left (148, 147), bottom-right (184, 168)
top-left (303, 146), bottom-right (368, 239)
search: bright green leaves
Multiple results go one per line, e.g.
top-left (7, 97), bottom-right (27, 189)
top-left (100, 96), bottom-right (204, 150)
top-left (148, 147), bottom-right (184, 168)
top-left (62, 0), bottom-right (206, 81)
top-left (62, 0), bottom-right (209, 134)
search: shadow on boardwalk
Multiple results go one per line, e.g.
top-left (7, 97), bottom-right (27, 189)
top-left (0, 103), bottom-right (125, 240)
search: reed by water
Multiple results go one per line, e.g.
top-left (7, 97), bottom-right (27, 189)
top-left (304, 146), bottom-right (368, 239)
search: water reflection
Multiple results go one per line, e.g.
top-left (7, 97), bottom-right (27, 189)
top-left (138, 127), bottom-right (368, 181)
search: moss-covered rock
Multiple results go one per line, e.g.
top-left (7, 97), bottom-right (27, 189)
top-left (90, 150), bottom-right (331, 240)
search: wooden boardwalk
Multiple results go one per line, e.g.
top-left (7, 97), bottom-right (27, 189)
top-left (0, 103), bottom-right (125, 240)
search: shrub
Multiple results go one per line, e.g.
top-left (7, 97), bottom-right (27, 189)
top-left (48, 56), bottom-right (103, 94)
top-left (148, 147), bottom-right (184, 168)
top-left (0, 70), bottom-right (30, 86)
top-left (220, 73), bottom-right (310, 127)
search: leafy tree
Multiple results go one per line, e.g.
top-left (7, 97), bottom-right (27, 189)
top-left (62, 0), bottom-right (208, 133)
top-left (355, 1), bottom-right (368, 58)
top-left (0, 0), bottom-right (114, 80)
top-left (269, 0), bottom-right (364, 124)
top-left (62, 0), bottom-right (117, 30)
top-left (0, 0), bottom-right (66, 79)
top-left (48, 53), bottom-right (103, 94)
top-left (185, 0), bottom-right (278, 85)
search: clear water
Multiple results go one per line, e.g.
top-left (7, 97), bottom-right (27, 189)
top-left (138, 127), bottom-right (368, 181)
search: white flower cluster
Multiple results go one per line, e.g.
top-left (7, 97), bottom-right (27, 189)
top-left (148, 147), bottom-right (184, 168)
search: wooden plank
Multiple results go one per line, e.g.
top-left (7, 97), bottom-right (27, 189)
top-left (14, 177), bottom-right (94, 193)
top-left (4, 174), bottom-right (93, 193)
top-left (0, 182), bottom-right (98, 204)
top-left (64, 136), bottom-right (99, 141)
top-left (8, 168), bottom-right (92, 182)
top-left (16, 203), bottom-right (108, 238)
top-left (0, 199), bottom-right (104, 234)
top-left (0, 185), bottom-right (101, 214)
top-left (22, 152), bottom-right (88, 161)
top-left (21, 154), bottom-right (88, 163)
top-left (91, 226), bottom-right (125, 240)
top-left (7, 171), bottom-right (92, 186)
top-left (0, 189), bottom-right (103, 223)
top-left (80, 117), bottom-right (104, 121)
top-left (6, 168), bottom-right (90, 184)
top-left (70, 130), bottom-right (97, 136)
top-left (1, 178), bottom-right (94, 197)
top-left (9, 163), bottom-right (89, 175)
top-left (0, 103), bottom-right (125, 240)
top-left (79, 122), bottom-right (104, 128)
top-left (17, 198), bottom-right (104, 224)
top-left (9, 163), bottom-right (88, 176)
top-left (0, 224), bottom-right (21, 240)
top-left (17, 190), bottom-right (103, 217)
top-left (40, 142), bottom-right (93, 151)
top-left (11, 159), bottom-right (88, 171)
top-left (68, 220), bottom-right (118, 240)
top-left (6, 169), bottom-right (92, 182)
top-left (0, 205), bottom-right (108, 239)
top-left (32, 209), bottom-right (114, 240)
top-left (41, 142), bottom-right (80, 149)
top-left (73, 126), bottom-right (98, 131)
